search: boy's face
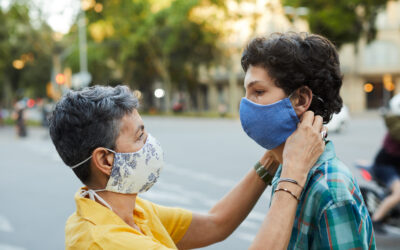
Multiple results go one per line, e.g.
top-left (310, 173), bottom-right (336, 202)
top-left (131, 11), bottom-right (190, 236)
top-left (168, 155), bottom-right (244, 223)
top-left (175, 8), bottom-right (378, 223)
top-left (244, 65), bottom-right (287, 105)
top-left (114, 109), bottom-right (148, 153)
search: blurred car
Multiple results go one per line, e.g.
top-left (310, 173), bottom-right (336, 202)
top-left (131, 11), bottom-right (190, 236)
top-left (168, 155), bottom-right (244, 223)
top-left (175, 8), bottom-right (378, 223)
top-left (389, 93), bottom-right (400, 114)
top-left (326, 105), bottom-right (350, 133)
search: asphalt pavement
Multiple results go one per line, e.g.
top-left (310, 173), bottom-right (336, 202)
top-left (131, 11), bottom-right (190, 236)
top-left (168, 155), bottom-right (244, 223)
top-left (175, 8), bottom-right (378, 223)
top-left (0, 114), bottom-right (399, 250)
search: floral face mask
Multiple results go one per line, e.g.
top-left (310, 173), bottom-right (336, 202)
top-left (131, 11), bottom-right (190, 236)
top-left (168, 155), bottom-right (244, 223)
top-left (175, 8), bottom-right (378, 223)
top-left (72, 134), bottom-right (164, 194)
top-left (104, 134), bottom-right (164, 194)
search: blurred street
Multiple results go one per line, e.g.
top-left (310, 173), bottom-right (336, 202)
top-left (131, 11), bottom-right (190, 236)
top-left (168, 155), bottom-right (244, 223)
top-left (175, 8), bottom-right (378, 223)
top-left (0, 114), bottom-right (399, 250)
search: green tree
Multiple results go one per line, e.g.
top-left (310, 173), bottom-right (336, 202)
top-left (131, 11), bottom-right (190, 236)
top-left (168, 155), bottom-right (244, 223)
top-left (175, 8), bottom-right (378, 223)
top-left (0, 0), bottom-right (54, 107)
top-left (283, 0), bottom-right (389, 47)
top-left (64, 0), bottom-right (222, 111)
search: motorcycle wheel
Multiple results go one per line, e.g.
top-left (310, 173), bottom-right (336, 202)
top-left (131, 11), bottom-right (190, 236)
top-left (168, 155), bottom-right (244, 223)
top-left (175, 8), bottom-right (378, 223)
top-left (360, 187), bottom-right (382, 215)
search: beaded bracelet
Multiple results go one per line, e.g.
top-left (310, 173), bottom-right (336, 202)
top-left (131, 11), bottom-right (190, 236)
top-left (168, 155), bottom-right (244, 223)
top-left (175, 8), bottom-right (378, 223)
top-left (274, 188), bottom-right (300, 202)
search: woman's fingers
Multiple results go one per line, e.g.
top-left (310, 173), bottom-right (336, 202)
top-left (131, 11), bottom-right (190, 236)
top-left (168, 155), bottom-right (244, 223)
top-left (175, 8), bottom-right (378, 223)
top-left (300, 111), bottom-right (314, 126)
top-left (312, 115), bottom-right (323, 132)
top-left (281, 112), bottom-right (326, 184)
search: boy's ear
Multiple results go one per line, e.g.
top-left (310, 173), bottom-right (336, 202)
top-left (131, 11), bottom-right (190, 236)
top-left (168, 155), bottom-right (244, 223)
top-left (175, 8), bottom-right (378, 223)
top-left (290, 86), bottom-right (313, 118)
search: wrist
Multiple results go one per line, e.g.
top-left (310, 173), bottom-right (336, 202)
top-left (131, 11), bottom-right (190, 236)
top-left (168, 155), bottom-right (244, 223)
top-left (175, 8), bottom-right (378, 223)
top-left (281, 162), bottom-right (308, 187)
top-left (276, 182), bottom-right (303, 198)
top-left (254, 161), bottom-right (278, 186)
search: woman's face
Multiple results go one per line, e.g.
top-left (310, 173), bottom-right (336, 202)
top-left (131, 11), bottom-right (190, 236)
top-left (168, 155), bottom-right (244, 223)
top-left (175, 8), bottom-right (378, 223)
top-left (244, 65), bottom-right (287, 105)
top-left (114, 109), bottom-right (148, 153)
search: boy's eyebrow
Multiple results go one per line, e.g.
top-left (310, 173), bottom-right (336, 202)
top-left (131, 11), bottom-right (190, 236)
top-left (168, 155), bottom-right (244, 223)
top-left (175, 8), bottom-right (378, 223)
top-left (245, 80), bottom-right (265, 88)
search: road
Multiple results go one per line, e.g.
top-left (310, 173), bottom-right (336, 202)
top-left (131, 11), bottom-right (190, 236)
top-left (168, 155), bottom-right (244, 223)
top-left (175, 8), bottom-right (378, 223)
top-left (0, 114), bottom-right (399, 249)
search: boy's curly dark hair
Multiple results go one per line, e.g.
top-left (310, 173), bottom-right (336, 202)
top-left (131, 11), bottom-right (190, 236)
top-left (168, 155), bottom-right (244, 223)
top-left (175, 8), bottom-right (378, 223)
top-left (241, 32), bottom-right (343, 123)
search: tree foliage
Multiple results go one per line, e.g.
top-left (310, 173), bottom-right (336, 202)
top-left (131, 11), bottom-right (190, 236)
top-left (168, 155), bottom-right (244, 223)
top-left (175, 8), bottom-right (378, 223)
top-left (283, 0), bottom-right (389, 47)
top-left (0, 0), bottom-right (54, 106)
top-left (64, 0), bottom-right (222, 110)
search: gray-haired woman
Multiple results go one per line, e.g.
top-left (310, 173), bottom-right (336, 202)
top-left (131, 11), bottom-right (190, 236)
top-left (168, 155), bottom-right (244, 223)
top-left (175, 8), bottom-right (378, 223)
top-left (49, 85), bottom-right (324, 249)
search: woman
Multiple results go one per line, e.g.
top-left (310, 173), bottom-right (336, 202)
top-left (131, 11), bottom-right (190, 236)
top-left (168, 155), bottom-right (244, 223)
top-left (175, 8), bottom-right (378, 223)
top-left (49, 85), bottom-right (325, 249)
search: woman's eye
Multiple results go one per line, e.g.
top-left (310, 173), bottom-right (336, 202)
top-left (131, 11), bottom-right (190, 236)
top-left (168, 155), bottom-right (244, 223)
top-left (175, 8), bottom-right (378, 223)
top-left (255, 90), bottom-right (265, 95)
top-left (138, 132), bottom-right (144, 140)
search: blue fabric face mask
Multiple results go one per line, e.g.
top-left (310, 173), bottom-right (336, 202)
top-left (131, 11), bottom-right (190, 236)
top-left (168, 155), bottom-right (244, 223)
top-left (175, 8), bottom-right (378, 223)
top-left (239, 97), bottom-right (300, 150)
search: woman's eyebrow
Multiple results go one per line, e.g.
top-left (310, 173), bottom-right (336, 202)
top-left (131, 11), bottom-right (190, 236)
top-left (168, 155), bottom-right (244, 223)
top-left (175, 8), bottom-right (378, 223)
top-left (135, 124), bottom-right (144, 136)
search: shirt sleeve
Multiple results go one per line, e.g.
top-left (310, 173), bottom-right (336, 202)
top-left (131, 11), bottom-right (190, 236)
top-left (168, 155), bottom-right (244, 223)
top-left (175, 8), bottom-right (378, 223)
top-left (317, 200), bottom-right (375, 250)
top-left (151, 203), bottom-right (193, 244)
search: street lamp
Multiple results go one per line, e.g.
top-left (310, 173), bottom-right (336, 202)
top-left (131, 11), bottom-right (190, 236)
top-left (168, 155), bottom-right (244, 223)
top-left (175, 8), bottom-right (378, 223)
top-left (94, 3), bottom-right (103, 13)
top-left (55, 73), bottom-right (66, 85)
top-left (12, 60), bottom-right (25, 70)
top-left (154, 88), bottom-right (165, 99)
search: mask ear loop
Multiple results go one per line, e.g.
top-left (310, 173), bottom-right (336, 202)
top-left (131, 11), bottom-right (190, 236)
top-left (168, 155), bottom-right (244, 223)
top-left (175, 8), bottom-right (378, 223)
top-left (75, 148), bottom-right (116, 211)
top-left (313, 95), bottom-right (324, 103)
top-left (70, 155), bottom-right (92, 169)
top-left (70, 148), bottom-right (117, 169)
top-left (287, 87), bottom-right (325, 104)
top-left (80, 189), bottom-right (113, 211)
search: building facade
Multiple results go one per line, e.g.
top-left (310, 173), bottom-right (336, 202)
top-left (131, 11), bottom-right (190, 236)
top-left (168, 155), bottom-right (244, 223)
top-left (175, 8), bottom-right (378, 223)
top-left (194, 0), bottom-right (308, 115)
top-left (194, 0), bottom-right (400, 115)
top-left (340, 0), bottom-right (400, 112)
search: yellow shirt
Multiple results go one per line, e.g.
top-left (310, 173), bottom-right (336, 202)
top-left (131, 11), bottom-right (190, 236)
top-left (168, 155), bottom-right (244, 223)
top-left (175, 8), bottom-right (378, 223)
top-left (65, 189), bottom-right (192, 249)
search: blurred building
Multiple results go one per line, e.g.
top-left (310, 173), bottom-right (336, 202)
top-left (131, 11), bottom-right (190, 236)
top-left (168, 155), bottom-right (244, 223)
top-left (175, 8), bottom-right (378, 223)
top-left (194, 0), bottom-right (400, 115)
top-left (340, 0), bottom-right (400, 112)
top-left (191, 0), bottom-right (308, 115)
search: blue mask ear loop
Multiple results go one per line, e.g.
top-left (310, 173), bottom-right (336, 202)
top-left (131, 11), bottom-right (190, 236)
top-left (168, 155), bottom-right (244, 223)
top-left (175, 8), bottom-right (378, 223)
top-left (287, 89), bottom-right (325, 104)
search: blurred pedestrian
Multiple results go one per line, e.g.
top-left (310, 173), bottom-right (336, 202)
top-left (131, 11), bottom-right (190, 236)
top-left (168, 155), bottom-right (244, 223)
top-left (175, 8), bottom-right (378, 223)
top-left (217, 102), bottom-right (227, 117)
top-left (239, 32), bottom-right (375, 249)
top-left (48, 85), bottom-right (325, 249)
top-left (0, 105), bottom-right (4, 127)
top-left (38, 98), bottom-right (52, 139)
top-left (12, 101), bottom-right (27, 137)
top-left (371, 95), bottom-right (400, 233)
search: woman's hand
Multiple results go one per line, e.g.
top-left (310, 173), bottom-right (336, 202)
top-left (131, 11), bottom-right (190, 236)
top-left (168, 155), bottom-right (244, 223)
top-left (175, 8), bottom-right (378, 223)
top-left (281, 111), bottom-right (326, 186)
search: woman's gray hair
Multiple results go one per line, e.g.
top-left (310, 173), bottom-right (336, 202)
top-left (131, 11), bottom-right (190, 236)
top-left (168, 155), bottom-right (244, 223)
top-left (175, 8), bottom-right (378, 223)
top-left (49, 85), bottom-right (139, 184)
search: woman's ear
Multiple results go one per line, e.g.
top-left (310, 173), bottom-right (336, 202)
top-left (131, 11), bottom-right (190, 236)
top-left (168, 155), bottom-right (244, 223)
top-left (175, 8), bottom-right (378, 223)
top-left (92, 148), bottom-right (114, 176)
top-left (290, 86), bottom-right (313, 117)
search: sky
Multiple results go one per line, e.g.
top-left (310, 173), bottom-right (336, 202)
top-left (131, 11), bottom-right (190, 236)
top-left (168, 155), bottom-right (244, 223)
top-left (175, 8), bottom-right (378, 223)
top-left (1, 0), bottom-right (80, 34)
top-left (41, 0), bottom-right (80, 33)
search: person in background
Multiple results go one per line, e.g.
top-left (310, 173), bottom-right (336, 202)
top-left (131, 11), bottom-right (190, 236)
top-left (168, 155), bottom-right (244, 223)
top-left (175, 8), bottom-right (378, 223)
top-left (0, 105), bottom-right (4, 126)
top-left (49, 85), bottom-right (325, 249)
top-left (371, 95), bottom-right (400, 233)
top-left (12, 101), bottom-right (27, 137)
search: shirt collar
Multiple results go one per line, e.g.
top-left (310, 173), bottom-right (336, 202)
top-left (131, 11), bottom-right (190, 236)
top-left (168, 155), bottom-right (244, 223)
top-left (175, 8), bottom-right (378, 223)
top-left (273, 141), bottom-right (336, 186)
top-left (314, 141), bottom-right (336, 166)
top-left (74, 187), bottom-right (146, 226)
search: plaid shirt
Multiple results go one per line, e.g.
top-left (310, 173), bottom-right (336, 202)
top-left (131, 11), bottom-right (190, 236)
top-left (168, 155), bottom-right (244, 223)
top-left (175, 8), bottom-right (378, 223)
top-left (271, 142), bottom-right (376, 250)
